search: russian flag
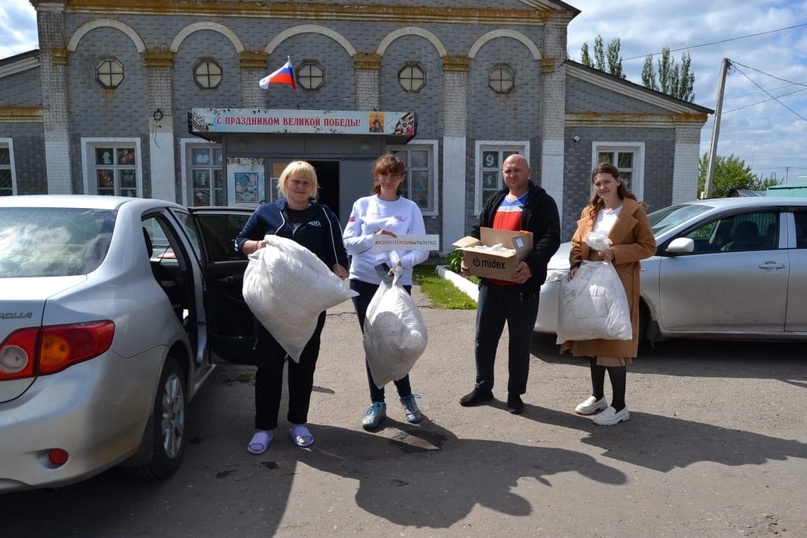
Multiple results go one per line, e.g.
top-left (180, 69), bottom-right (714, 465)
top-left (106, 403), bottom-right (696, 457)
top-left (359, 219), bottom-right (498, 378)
top-left (259, 58), bottom-right (296, 90)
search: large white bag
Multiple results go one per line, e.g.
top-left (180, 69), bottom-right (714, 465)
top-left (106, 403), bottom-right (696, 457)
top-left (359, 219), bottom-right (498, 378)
top-left (243, 235), bottom-right (357, 362)
top-left (363, 267), bottom-right (428, 387)
top-left (556, 260), bottom-right (632, 344)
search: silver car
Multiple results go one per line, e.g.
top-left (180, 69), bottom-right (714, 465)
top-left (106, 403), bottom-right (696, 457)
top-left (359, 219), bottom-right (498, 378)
top-left (535, 197), bottom-right (807, 342)
top-left (0, 196), bottom-right (254, 492)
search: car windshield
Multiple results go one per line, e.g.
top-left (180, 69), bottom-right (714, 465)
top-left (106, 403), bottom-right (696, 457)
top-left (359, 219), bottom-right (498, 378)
top-left (648, 203), bottom-right (712, 237)
top-left (0, 208), bottom-right (116, 277)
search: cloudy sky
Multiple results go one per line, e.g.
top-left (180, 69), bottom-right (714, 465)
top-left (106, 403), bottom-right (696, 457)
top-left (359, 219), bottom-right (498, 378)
top-left (2, 0), bottom-right (806, 183)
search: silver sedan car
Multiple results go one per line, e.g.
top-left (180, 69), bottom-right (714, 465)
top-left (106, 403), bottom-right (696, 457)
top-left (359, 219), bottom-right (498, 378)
top-left (0, 196), bottom-right (254, 492)
top-left (535, 197), bottom-right (807, 342)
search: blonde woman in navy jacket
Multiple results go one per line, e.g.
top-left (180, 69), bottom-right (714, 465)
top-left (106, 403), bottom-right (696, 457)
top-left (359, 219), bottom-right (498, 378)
top-left (236, 160), bottom-right (348, 454)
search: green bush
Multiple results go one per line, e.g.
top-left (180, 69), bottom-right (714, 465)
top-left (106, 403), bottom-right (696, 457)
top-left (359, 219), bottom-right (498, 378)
top-left (446, 248), bottom-right (463, 273)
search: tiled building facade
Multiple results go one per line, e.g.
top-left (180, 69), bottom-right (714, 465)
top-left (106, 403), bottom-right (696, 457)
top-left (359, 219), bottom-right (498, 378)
top-left (0, 0), bottom-right (710, 245)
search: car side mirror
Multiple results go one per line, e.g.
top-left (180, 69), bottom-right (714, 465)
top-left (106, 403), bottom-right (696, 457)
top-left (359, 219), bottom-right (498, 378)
top-left (666, 237), bottom-right (695, 254)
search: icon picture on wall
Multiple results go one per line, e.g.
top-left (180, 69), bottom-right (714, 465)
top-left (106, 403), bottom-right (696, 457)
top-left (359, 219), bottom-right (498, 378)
top-left (369, 112), bottom-right (384, 133)
top-left (234, 172), bottom-right (259, 203)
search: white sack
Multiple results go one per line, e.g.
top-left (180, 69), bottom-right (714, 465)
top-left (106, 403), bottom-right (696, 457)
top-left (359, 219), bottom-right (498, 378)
top-left (586, 232), bottom-right (612, 252)
top-left (556, 260), bottom-right (632, 344)
top-left (243, 234), bottom-right (357, 362)
top-left (363, 267), bottom-right (428, 387)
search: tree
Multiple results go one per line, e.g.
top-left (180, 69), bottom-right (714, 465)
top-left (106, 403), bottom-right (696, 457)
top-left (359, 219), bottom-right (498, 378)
top-left (606, 38), bottom-right (624, 79)
top-left (580, 42), bottom-right (591, 67)
top-left (593, 35), bottom-right (605, 70)
top-left (643, 48), bottom-right (695, 101)
top-left (697, 153), bottom-right (779, 197)
top-left (580, 37), bottom-right (695, 99)
top-left (580, 35), bottom-right (625, 79)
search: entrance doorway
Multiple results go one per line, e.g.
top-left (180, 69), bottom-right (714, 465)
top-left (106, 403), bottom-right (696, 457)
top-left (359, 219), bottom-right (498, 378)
top-left (310, 160), bottom-right (340, 220)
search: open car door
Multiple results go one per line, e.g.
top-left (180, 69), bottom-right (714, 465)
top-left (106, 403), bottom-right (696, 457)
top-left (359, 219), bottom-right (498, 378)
top-left (187, 207), bottom-right (255, 364)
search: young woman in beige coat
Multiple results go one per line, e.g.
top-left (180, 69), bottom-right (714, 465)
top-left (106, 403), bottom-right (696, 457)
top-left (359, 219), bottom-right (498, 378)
top-left (560, 163), bottom-right (656, 425)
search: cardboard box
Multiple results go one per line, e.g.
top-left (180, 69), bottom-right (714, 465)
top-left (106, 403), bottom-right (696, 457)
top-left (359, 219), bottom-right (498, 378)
top-left (452, 227), bottom-right (533, 281)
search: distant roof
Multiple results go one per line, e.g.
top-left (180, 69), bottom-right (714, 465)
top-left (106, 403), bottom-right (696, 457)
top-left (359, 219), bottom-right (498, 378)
top-left (565, 60), bottom-right (713, 115)
top-left (728, 189), bottom-right (765, 197)
top-left (0, 49), bottom-right (40, 79)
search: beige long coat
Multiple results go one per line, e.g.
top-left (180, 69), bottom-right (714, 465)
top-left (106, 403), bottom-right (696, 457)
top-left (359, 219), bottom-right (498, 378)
top-left (559, 197), bottom-right (656, 359)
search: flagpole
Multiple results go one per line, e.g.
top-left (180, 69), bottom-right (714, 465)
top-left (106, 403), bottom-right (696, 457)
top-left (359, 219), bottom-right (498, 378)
top-left (289, 56), bottom-right (300, 110)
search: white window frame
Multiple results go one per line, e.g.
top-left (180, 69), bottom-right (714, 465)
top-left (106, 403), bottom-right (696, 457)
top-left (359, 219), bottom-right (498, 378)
top-left (474, 141), bottom-right (529, 215)
top-left (388, 140), bottom-right (439, 217)
top-left (0, 139), bottom-right (17, 196)
top-left (591, 142), bottom-right (645, 202)
top-left (180, 139), bottom-right (224, 206)
top-left (81, 138), bottom-right (143, 197)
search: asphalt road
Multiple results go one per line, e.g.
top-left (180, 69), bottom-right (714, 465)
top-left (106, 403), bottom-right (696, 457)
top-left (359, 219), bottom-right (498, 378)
top-left (4, 286), bottom-right (807, 537)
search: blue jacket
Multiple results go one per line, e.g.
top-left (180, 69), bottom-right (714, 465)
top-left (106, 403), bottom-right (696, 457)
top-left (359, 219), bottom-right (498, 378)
top-left (236, 197), bottom-right (349, 270)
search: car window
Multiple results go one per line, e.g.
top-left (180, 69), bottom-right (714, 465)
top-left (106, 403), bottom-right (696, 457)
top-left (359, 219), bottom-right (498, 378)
top-left (648, 203), bottom-right (712, 236)
top-left (0, 208), bottom-right (115, 277)
top-left (171, 210), bottom-right (202, 260)
top-left (681, 211), bottom-right (778, 254)
top-left (193, 213), bottom-right (251, 262)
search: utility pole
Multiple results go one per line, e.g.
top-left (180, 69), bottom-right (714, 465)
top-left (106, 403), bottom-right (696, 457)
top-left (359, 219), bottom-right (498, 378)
top-left (704, 58), bottom-right (731, 199)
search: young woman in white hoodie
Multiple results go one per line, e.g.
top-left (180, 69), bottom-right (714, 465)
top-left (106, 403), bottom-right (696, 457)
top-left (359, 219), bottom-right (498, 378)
top-left (342, 154), bottom-right (429, 430)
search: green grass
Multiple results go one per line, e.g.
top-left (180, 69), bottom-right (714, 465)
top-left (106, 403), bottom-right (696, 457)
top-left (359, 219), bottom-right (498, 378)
top-left (413, 265), bottom-right (477, 310)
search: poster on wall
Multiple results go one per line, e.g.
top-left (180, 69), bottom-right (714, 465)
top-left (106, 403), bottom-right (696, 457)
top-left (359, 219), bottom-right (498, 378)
top-left (226, 157), bottom-right (265, 206)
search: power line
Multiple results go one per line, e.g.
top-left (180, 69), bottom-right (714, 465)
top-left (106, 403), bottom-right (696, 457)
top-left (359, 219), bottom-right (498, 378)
top-left (623, 22), bottom-right (807, 61)
top-left (730, 60), bottom-right (807, 88)
top-left (724, 86), bottom-right (807, 114)
top-left (731, 60), bottom-right (807, 121)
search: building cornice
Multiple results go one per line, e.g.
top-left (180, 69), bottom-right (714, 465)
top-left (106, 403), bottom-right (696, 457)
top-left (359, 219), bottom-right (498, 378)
top-left (33, 0), bottom-right (554, 26)
top-left (144, 51), bottom-right (175, 68)
top-left (0, 106), bottom-right (44, 122)
top-left (354, 52), bottom-right (381, 70)
top-left (566, 112), bottom-right (710, 128)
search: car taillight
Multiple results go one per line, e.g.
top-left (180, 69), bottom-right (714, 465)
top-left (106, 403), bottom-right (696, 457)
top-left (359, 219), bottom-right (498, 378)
top-left (0, 321), bottom-right (115, 380)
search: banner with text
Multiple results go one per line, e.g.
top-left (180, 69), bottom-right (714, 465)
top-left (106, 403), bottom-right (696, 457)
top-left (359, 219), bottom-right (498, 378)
top-left (373, 234), bottom-right (440, 251)
top-left (189, 108), bottom-right (416, 137)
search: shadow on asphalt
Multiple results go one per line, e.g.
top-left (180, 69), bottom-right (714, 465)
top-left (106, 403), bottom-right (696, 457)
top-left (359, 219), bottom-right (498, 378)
top-left (522, 405), bottom-right (807, 473)
top-left (530, 332), bottom-right (807, 383)
top-left (292, 419), bottom-right (626, 528)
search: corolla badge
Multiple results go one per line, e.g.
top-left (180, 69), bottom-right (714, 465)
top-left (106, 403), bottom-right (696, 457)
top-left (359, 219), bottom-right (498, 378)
top-left (0, 312), bottom-right (33, 319)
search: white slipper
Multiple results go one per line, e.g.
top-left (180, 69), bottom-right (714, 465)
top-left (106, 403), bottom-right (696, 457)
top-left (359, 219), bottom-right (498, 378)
top-left (290, 424), bottom-right (314, 448)
top-left (247, 430), bottom-right (273, 455)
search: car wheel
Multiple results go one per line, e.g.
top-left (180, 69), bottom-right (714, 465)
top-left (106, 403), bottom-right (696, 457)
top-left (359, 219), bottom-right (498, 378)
top-left (126, 357), bottom-right (186, 480)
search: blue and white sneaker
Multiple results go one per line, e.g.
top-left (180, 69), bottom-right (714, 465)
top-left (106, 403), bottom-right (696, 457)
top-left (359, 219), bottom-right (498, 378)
top-left (399, 394), bottom-right (422, 423)
top-left (362, 402), bottom-right (387, 430)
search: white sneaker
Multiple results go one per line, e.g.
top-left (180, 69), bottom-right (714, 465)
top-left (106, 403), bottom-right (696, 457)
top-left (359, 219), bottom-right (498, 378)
top-left (575, 396), bottom-right (608, 415)
top-left (592, 406), bottom-right (630, 426)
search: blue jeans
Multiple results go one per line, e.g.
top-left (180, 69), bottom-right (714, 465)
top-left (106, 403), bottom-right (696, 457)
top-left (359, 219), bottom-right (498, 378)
top-left (473, 281), bottom-right (540, 395)
top-left (350, 278), bottom-right (412, 404)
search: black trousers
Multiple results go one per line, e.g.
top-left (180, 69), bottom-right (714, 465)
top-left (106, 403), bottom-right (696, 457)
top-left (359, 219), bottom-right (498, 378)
top-left (253, 312), bottom-right (326, 430)
top-left (473, 281), bottom-right (539, 395)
